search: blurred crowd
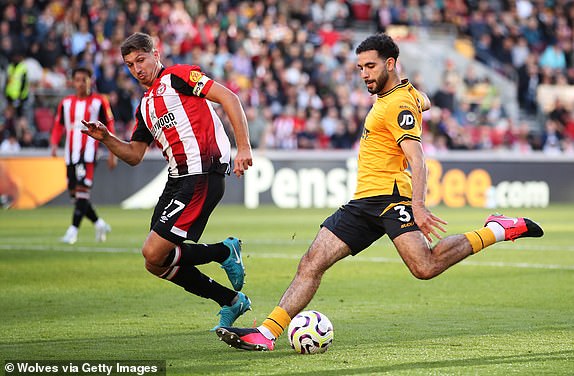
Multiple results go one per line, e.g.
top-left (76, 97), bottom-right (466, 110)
top-left (1, 0), bottom-right (574, 155)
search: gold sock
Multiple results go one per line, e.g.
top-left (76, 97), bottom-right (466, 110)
top-left (464, 227), bottom-right (497, 253)
top-left (262, 306), bottom-right (291, 338)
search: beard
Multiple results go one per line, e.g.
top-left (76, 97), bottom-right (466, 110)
top-left (366, 70), bottom-right (389, 94)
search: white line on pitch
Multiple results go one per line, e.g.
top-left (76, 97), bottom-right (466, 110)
top-left (1, 244), bottom-right (573, 270)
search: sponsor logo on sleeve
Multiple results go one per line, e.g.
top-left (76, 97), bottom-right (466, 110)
top-left (397, 110), bottom-right (415, 130)
top-left (192, 75), bottom-right (210, 97)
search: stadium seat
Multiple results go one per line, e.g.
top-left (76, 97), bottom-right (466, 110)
top-left (34, 107), bottom-right (55, 133)
top-left (352, 2), bottom-right (371, 21)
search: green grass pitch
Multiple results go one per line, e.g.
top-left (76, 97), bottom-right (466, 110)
top-left (1, 204), bottom-right (573, 375)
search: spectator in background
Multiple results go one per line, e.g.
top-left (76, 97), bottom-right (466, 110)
top-left (70, 16), bottom-right (94, 58)
top-left (297, 113), bottom-right (321, 149)
top-left (5, 50), bottom-right (29, 118)
top-left (539, 43), bottom-right (567, 71)
top-left (432, 80), bottom-right (457, 114)
top-left (245, 106), bottom-right (270, 149)
top-left (521, 16), bottom-right (544, 52)
top-left (0, 131), bottom-right (21, 154)
top-left (517, 57), bottom-right (540, 115)
top-left (0, 104), bottom-right (17, 144)
top-left (3, 0), bottom-right (573, 154)
top-left (541, 118), bottom-right (564, 155)
top-left (511, 36), bottom-right (530, 69)
top-left (106, 72), bottom-right (136, 140)
top-left (37, 28), bottom-right (65, 70)
top-left (96, 64), bottom-right (119, 94)
top-left (330, 120), bottom-right (354, 149)
top-left (548, 98), bottom-right (570, 128)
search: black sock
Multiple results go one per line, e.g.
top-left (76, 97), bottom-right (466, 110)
top-left (72, 199), bottom-right (89, 227)
top-left (162, 265), bottom-right (236, 306)
top-left (85, 202), bottom-right (98, 222)
top-left (163, 242), bottom-right (230, 267)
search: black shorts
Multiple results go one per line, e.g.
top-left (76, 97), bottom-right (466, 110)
top-left (321, 195), bottom-right (420, 255)
top-left (151, 173), bottom-right (224, 244)
top-left (66, 162), bottom-right (95, 191)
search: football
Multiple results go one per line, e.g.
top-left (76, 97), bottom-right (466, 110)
top-left (287, 310), bottom-right (334, 354)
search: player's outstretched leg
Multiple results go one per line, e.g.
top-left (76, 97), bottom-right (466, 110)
top-left (484, 214), bottom-right (544, 241)
top-left (211, 292), bottom-right (251, 331)
top-left (220, 237), bottom-right (245, 291)
top-left (216, 327), bottom-right (275, 351)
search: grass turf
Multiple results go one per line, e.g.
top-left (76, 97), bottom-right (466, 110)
top-left (0, 204), bottom-right (573, 375)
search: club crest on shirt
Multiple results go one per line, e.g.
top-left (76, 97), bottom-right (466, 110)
top-left (361, 127), bottom-right (370, 140)
top-left (156, 83), bottom-right (166, 95)
top-left (397, 110), bottom-right (415, 130)
top-left (189, 70), bottom-right (203, 83)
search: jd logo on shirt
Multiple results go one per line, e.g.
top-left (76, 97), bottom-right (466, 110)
top-left (397, 110), bottom-right (415, 130)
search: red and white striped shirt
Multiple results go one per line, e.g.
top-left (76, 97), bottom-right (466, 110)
top-left (51, 93), bottom-right (115, 165)
top-left (131, 65), bottom-right (231, 177)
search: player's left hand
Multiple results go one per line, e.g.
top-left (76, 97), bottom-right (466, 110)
top-left (413, 205), bottom-right (447, 243)
top-left (233, 148), bottom-right (253, 177)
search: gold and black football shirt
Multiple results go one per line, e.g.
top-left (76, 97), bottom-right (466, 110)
top-left (354, 79), bottom-right (425, 200)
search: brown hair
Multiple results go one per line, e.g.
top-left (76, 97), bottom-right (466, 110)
top-left (120, 32), bottom-right (154, 57)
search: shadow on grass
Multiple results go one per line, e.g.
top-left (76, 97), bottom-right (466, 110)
top-left (277, 350), bottom-right (574, 375)
top-left (0, 330), bottom-right (288, 362)
top-left (2, 329), bottom-right (573, 375)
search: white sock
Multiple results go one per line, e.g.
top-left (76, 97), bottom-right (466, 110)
top-left (257, 325), bottom-right (276, 340)
top-left (67, 225), bottom-right (78, 233)
top-left (95, 218), bottom-right (106, 227)
top-left (486, 222), bottom-right (505, 242)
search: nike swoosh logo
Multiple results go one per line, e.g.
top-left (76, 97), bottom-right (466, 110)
top-left (497, 217), bottom-right (518, 225)
top-left (231, 243), bottom-right (242, 264)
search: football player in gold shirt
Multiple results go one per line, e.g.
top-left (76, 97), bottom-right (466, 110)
top-left (216, 33), bottom-right (544, 351)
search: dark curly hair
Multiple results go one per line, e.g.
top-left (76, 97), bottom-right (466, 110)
top-left (355, 34), bottom-right (399, 61)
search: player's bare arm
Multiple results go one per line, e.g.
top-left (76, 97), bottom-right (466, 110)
top-left (420, 92), bottom-right (431, 111)
top-left (81, 120), bottom-right (148, 166)
top-left (401, 138), bottom-right (447, 242)
top-left (205, 82), bottom-right (253, 177)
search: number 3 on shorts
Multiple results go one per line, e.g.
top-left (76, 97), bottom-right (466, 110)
top-left (394, 205), bottom-right (411, 222)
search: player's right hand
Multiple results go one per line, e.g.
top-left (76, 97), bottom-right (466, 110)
top-left (413, 205), bottom-right (447, 243)
top-left (233, 147), bottom-right (253, 177)
top-left (81, 120), bottom-right (109, 141)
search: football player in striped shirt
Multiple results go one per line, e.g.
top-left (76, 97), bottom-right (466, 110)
top-left (81, 32), bottom-right (253, 330)
top-left (51, 67), bottom-right (116, 245)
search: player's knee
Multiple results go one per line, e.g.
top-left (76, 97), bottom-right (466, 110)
top-left (144, 261), bottom-right (164, 276)
top-left (408, 263), bottom-right (438, 280)
top-left (144, 261), bottom-right (155, 274)
top-left (141, 245), bottom-right (166, 267)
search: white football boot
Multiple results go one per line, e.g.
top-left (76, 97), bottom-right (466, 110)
top-left (95, 219), bottom-right (111, 242)
top-left (60, 226), bottom-right (78, 245)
